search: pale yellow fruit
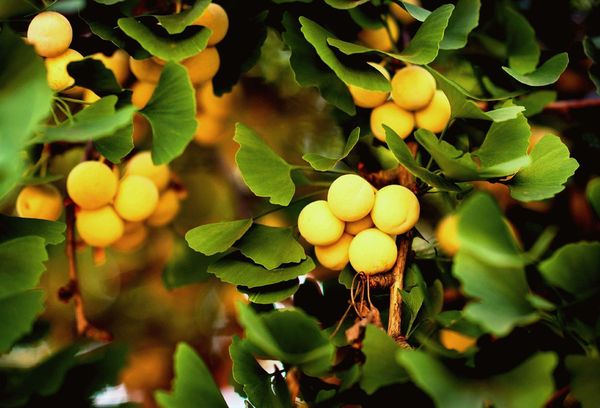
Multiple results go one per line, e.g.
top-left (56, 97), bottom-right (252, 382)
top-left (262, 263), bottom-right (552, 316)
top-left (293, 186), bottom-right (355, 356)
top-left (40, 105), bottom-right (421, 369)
top-left (196, 82), bottom-right (237, 118)
top-left (45, 48), bottom-right (83, 91)
top-left (371, 185), bottom-right (419, 235)
top-left (182, 47), bottom-right (220, 86)
top-left (91, 49), bottom-right (130, 85)
top-left (27, 11), bottom-right (72, 57)
top-left (67, 161), bottom-right (117, 210)
top-left (390, 0), bottom-right (421, 24)
top-left (370, 102), bottom-right (414, 141)
top-left (348, 228), bottom-right (397, 274)
top-left (298, 200), bottom-right (345, 246)
top-left (348, 64), bottom-right (390, 108)
top-left (129, 57), bottom-right (163, 83)
top-left (391, 66), bottom-right (436, 111)
top-left (315, 233), bottom-right (353, 271)
top-left (193, 3), bottom-right (229, 46)
top-left (125, 151), bottom-right (170, 191)
top-left (76, 206), bottom-right (124, 247)
top-left (439, 329), bottom-right (476, 353)
top-left (16, 184), bottom-right (63, 221)
top-left (327, 174), bottom-right (375, 222)
top-left (357, 17), bottom-right (399, 52)
top-left (435, 215), bottom-right (459, 256)
top-left (194, 113), bottom-right (229, 145)
top-left (111, 222), bottom-right (148, 252)
top-left (147, 189), bottom-right (180, 226)
top-left (83, 89), bottom-right (100, 103)
top-left (415, 90), bottom-right (451, 133)
top-left (131, 81), bottom-right (156, 109)
top-left (114, 175), bottom-right (159, 221)
top-left (345, 215), bottom-right (374, 235)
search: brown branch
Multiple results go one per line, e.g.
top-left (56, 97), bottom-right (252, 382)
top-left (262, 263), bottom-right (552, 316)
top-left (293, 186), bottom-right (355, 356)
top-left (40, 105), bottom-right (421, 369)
top-left (544, 98), bottom-right (600, 112)
top-left (58, 203), bottom-right (112, 342)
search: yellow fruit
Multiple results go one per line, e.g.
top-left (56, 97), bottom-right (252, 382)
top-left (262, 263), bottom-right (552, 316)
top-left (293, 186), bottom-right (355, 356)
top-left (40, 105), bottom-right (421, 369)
top-left (132, 114), bottom-right (151, 143)
top-left (45, 48), bottom-right (83, 91)
top-left (298, 200), bottom-right (345, 246)
top-left (27, 11), bottom-right (72, 57)
top-left (147, 189), bottom-right (180, 226)
top-left (194, 113), bottom-right (231, 145)
top-left (131, 81), bottom-right (156, 109)
top-left (129, 57), bottom-right (163, 83)
top-left (91, 49), bottom-right (130, 85)
top-left (345, 215), bottom-right (374, 235)
top-left (348, 64), bottom-right (390, 108)
top-left (439, 329), bottom-right (476, 353)
top-left (371, 185), bottom-right (420, 235)
top-left (182, 47), bottom-right (220, 86)
top-left (315, 233), bottom-right (353, 271)
top-left (391, 66), bottom-right (436, 111)
top-left (125, 151), bottom-right (170, 191)
top-left (370, 102), bottom-right (415, 141)
top-left (111, 222), bottom-right (148, 252)
top-left (415, 90), bottom-right (451, 133)
top-left (436, 215), bottom-right (459, 256)
top-left (76, 206), bottom-right (124, 247)
top-left (114, 175), bottom-right (159, 222)
top-left (327, 174), bottom-right (375, 221)
top-left (193, 3), bottom-right (229, 46)
top-left (390, 0), bottom-right (421, 24)
top-left (348, 228), bottom-right (397, 274)
top-left (16, 184), bottom-right (63, 221)
top-left (67, 161), bottom-right (117, 210)
top-left (83, 89), bottom-right (100, 103)
top-left (357, 17), bottom-right (399, 52)
top-left (196, 82), bottom-right (237, 118)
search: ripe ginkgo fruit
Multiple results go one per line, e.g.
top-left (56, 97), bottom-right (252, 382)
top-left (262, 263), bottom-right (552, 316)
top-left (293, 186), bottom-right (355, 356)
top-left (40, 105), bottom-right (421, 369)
top-left (345, 215), bottom-right (374, 235)
top-left (349, 228), bottom-right (398, 274)
top-left (435, 215), bottom-right (460, 256)
top-left (439, 329), bottom-right (477, 353)
top-left (183, 47), bottom-right (220, 86)
top-left (196, 82), bottom-right (237, 118)
top-left (194, 113), bottom-right (229, 145)
top-left (298, 200), bottom-right (345, 246)
top-left (112, 222), bottom-right (148, 252)
top-left (371, 185), bottom-right (420, 235)
top-left (16, 184), bottom-right (63, 221)
top-left (193, 3), bottom-right (229, 46)
top-left (76, 206), bottom-right (124, 247)
top-left (348, 64), bottom-right (390, 108)
top-left (315, 233), bottom-right (353, 271)
top-left (45, 48), bottom-right (83, 91)
top-left (389, 0), bottom-right (420, 24)
top-left (357, 17), bottom-right (399, 52)
top-left (83, 89), bottom-right (100, 104)
top-left (27, 11), bottom-right (72, 57)
top-left (125, 152), bottom-right (170, 191)
top-left (129, 57), bottom-right (163, 83)
top-left (147, 189), bottom-right (180, 227)
top-left (91, 49), bottom-right (130, 85)
top-left (131, 81), bottom-right (156, 109)
top-left (391, 66), bottom-right (436, 111)
top-left (370, 102), bottom-right (415, 141)
top-left (327, 175), bottom-right (375, 222)
top-left (114, 175), bottom-right (159, 222)
top-left (67, 161), bottom-right (117, 210)
top-left (415, 90), bottom-right (451, 133)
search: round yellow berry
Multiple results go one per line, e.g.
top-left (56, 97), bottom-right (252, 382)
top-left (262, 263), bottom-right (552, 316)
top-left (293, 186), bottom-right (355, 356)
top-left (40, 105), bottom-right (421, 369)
top-left (345, 215), bottom-right (374, 235)
top-left (415, 90), bottom-right (451, 133)
top-left (147, 189), bottom-right (180, 227)
top-left (357, 17), bottom-right (399, 52)
top-left (16, 184), bottom-right (63, 221)
top-left (327, 175), bottom-right (375, 222)
top-left (435, 215), bottom-right (460, 257)
top-left (129, 57), bottom-right (163, 83)
top-left (439, 329), bottom-right (476, 353)
top-left (389, 0), bottom-right (421, 25)
top-left (125, 151), bottom-right (170, 191)
top-left (196, 82), bottom-right (237, 118)
top-left (114, 175), bottom-right (159, 222)
top-left (131, 81), bottom-right (156, 109)
top-left (45, 48), bottom-right (83, 91)
top-left (91, 49), bottom-right (130, 85)
top-left (67, 161), bottom-right (117, 210)
top-left (183, 47), bottom-right (220, 86)
top-left (298, 200), bottom-right (345, 246)
top-left (371, 185), bottom-right (419, 235)
top-left (315, 233), bottom-right (353, 271)
top-left (193, 3), bottom-right (229, 46)
top-left (112, 222), bottom-right (148, 252)
top-left (391, 66), bottom-right (436, 111)
top-left (348, 64), bottom-right (390, 108)
top-left (27, 11), bottom-right (72, 57)
top-left (370, 102), bottom-right (415, 141)
top-left (348, 228), bottom-right (397, 274)
top-left (76, 205), bottom-right (124, 247)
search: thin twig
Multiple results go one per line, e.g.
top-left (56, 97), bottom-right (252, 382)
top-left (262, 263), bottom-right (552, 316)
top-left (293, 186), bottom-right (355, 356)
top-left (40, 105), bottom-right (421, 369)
top-left (544, 98), bottom-right (600, 112)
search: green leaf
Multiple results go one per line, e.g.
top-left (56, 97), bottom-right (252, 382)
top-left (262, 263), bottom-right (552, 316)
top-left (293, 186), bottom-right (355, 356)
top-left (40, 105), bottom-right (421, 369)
top-left (508, 135), bottom-right (579, 201)
top-left (324, 0), bottom-right (368, 9)
top-left (503, 53), bottom-right (569, 87)
top-left (392, 0), bottom-right (430, 21)
top-left (281, 13), bottom-right (355, 115)
top-left (439, 0), bottom-right (480, 50)
top-left (0, 215), bottom-right (65, 245)
top-left (208, 256), bottom-right (315, 288)
top-left (234, 123), bottom-right (295, 206)
top-left (42, 96), bottom-right (136, 143)
top-left (538, 242), bottom-right (600, 298)
top-left (155, 343), bottom-right (228, 408)
top-left (402, 265), bottom-right (426, 335)
top-left (93, 122), bottom-right (134, 163)
top-left (237, 224), bottom-right (306, 269)
top-left (360, 325), bottom-right (409, 394)
top-left (0, 29), bottom-right (53, 199)
top-left (118, 17), bottom-right (211, 61)
top-left (398, 350), bottom-right (557, 408)
top-left (0, 290), bottom-right (45, 353)
top-left (566, 355), bottom-right (600, 408)
top-left (238, 280), bottom-right (300, 304)
top-left (303, 127), bottom-right (359, 171)
top-left (586, 177), bottom-right (600, 217)
top-left (67, 58), bottom-right (122, 97)
top-left (0, 237), bottom-right (48, 298)
top-left (237, 304), bottom-right (335, 376)
top-left (162, 239), bottom-right (218, 289)
top-left (385, 126), bottom-right (461, 191)
top-left (155, 0), bottom-right (211, 34)
top-left (504, 5), bottom-right (540, 74)
top-left (515, 90), bottom-right (557, 117)
top-left (140, 62), bottom-right (197, 165)
top-left (186, 219), bottom-right (253, 256)
top-left (583, 36), bottom-right (600, 95)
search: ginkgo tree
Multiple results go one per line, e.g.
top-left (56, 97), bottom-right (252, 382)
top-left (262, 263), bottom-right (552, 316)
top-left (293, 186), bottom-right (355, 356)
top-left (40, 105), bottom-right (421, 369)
top-left (1, 0), bottom-right (599, 407)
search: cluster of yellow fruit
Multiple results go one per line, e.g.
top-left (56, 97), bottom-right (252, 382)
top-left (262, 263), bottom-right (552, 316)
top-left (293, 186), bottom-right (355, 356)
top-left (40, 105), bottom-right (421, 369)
top-left (66, 152), bottom-right (181, 251)
top-left (349, 65), bottom-right (451, 143)
top-left (193, 80), bottom-right (239, 146)
top-left (298, 174), bottom-right (419, 275)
